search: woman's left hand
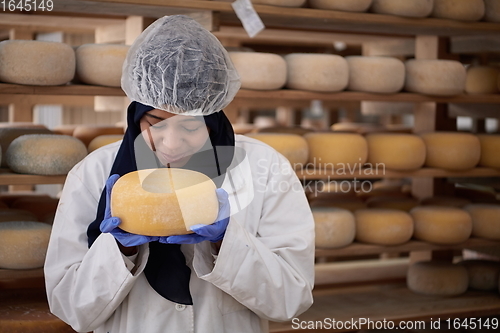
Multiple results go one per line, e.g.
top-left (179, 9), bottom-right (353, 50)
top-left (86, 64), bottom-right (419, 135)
top-left (161, 188), bottom-right (230, 244)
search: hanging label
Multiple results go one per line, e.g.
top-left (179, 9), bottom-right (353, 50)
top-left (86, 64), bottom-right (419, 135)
top-left (231, 0), bottom-right (265, 38)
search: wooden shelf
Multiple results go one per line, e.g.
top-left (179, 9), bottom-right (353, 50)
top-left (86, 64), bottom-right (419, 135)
top-left (297, 167), bottom-right (500, 180)
top-left (316, 238), bottom-right (500, 258)
top-left (0, 83), bottom-right (124, 96)
top-left (0, 171), bottom-right (66, 185)
top-left (269, 282), bottom-right (500, 332)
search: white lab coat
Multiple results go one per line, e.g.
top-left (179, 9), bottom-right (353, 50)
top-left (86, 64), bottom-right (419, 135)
top-left (44, 134), bottom-right (314, 333)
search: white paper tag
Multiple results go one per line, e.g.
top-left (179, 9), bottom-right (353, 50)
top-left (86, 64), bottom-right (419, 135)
top-left (231, 0), bottom-right (265, 38)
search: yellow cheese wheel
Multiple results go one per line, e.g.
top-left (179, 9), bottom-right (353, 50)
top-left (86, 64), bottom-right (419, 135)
top-left (313, 208), bottom-right (355, 248)
top-left (420, 132), bottom-right (480, 170)
top-left (405, 59), bottom-right (466, 96)
top-left (465, 66), bottom-right (499, 94)
top-left (477, 134), bottom-right (500, 168)
top-left (0, 221), bottom-right (51, 269)
top-left (0, 40), bottom-right (75, 86)
top-left (75, 44), bottom-right (130, 87)
top-left (407, 261), bottom-right (468, 296)
top-left (410, 206), bottom-right (472, 244)
top-left (305, 133), bottom-right (368, 169)
top-left (346, 56), bottom-right (405, 93)
top-left (420, 196), bottom-right (471, 208)
top-left (484, 0), bottom-right (500, 22)
top-left (245, 133), bottom-right (308, 167)
top-left (252, 0), bottom-right (306, 7)
top-left (464, 204), bottom-right (500, 240)
top-left (229, 52), bottom-right (287, 90)
top-left (88, 134), bottom-right (123, 153)
top-left (111, 168), bottom-right (219, 236)
top-left (309, 0), bottom-right (372, 12)
top-left (73, 125), bottom-right (124, 147)
top-left (6, 134), bottom-right (87, 175)
top-left (10, 197), bottom-right (59, 222)
top-left (284, 53), bottom-right (348, 92)
top-left (366, 133), bottom-right (426, 170)
top-left (432, 0), bottom-right (485, 21)
top-left (371, 0), bottom-right (434, 17)
top-left (459, 260), bottom-right (500, 291)
top-left (354, 208), bottom-right (413, 245)
top-left (365, 196), bottom-right (419, 212)
top-left (0, 127), bottom-right (53, 168)
top-left (0, 209), bottom-right (38, 222)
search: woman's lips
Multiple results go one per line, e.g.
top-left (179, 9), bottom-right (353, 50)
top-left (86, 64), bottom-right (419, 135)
top-left (157, 151), bottom-right (186, 163)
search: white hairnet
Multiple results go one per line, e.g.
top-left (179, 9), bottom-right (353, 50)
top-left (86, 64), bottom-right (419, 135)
top-left (121, 15), bottom-right (241, 116)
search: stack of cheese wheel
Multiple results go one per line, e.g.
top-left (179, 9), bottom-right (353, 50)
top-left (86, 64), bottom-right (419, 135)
top-left (407, 261), bottom-right (469, 296)
top-left (464, 204), bottom-right (500, 240)
top-left (284, 53), bottom-right (348, 92)
top-left (370, 0), bottom-right (434, 17)
top-left (75, 44), bottom-right (130, 87)
top-left (420, 132), bottom-right (480, 170)
top-left (432, 0), bottom-right (485, 21)
top-left (366, 196), bottom-right (419, 212)
top-left (229, 52), bottom-right (287, 90)
top-left (245, 133), bottom-right (308, 167)
top-left (312, 208), bottom-right (356, 248)
top-left (11, 196), bottom-right (59, 222)
top-left (405, 59), bottom-right (466, 95)
top-left (252, 0), bottom-right (305, 7)
top-left (366, 133), bottom-right (426, 170)
top-left (73, 125), bottom-right (124, 147)
top-left (6, 134), bottom-right (87, 175)
top-left (0, 40), bottom-right (75, 86)
top-left (465, 66), bottom-right (499, 94)
top-left (410, 206), bottom-right (472, 244)
top-left (459, 260), bottom-right (500, 291)
top-left (354, 209), bottom-right (413, 245)
top-left (346, 56), bottom-right (405, 93)
top-left (88, 134), bottom-right (123, 153)
top-left (0, 221), bottom-right (51, 269)
top-left (0, 209), bottom-right (38, 222)
top-left (420, 196), bottom-right (471, 208)
top-left (484, 0), bottom-right (500, 22)
top-left (305, 133), bottom-right (368, 171)
top-left (477, 134), bottom-right (500, 168)
top-left (111, 168), bottom-right (219, 236)
top-left (309, 0), bottom-right (372, 12)
top-left (0, 125), bottom-right (52, 167)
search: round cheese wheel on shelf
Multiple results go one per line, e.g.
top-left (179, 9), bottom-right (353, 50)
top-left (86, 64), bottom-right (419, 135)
top-left (0, 127), bottom-right (53, 167)
top-left (432, 0), bottom-right (485, 21)
top-left (111, 168), bottom-right (219, 236)
top-left (407, 261), bottom-right (468, 296)
top-left (6, 134), bottom-right (87, 175)
top-left (10, 197), bottom-right (59, 222)
top-left (252, 0), bottom-right (306, 7)
top-left (245, 133), bottom-right (308, 167)
top-left (464, 204), bottom-right (500, 240)
top-left (313, 208), bottom-right (355, 248)
top-left (0, 221), bottom-right (51, 269)
top-left (365, 196), bottom-right (419, 212)
top-left (405, 59), bottom-right (466, 96)
top-left (477, 134), bottom-right (500, 168)
top-left (459, 260), bottom-right (500, 291)
top-left (366, 133), bottom-right (426, 170)
top-left (420, 132), bottom-right (480, 170)
top-left (420, 196), bottom-right (471, 208)
top-left (410, 206), bottom-right (472, 244)
top-left (0, 209), bottom-right (38, 222)
top-left (229, 52), bottom-right (287, 90)
top-left (73, 125), bottom-right (124, 147)
top-left (484, 0), bottom-right (500, 22)
top-left (346, 56), bottom-right (405, 93)
top-left (309, 0), bottom-right (372, 12)
top-left (371, 0), bottom-right (434, 17)
top-left (88, 134), bottom-right (123, 153)
top-left (284, 53), bottom-right (348, 92)
top-left (0, 40), bottom-right (75, 86)
top-left (465, 66), bottom-right (499, 94)
top-left (75, 44), bottom-right (130, 87)
top-left (305, 132), bottom-right (368, 170)
top-left (354, 208), bottom-right (413, 245)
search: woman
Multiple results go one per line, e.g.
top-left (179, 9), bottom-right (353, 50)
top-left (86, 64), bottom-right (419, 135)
top-left (44, 15), bottom-right (314, 333)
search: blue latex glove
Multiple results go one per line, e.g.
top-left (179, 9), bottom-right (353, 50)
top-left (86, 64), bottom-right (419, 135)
top-left (161, 188), bottom-right (230, 244)
top-left (100, 174), bottom-right (159, 247)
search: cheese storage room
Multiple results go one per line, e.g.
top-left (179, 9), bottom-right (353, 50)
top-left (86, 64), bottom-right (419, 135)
top-left (0, 0), bottom-right (500, 332)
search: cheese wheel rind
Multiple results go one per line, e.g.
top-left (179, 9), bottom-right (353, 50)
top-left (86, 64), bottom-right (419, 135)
top-left (229, 52), bottom-right (287, 90)
top-left (355, 208), bottom-right (413, 245)
top-left (245, 133), bottom-right (309, 167)
top-left (0, 40), bottom-right (75, 86)
top-left (313, 208), bottom-right (355, 248)
top-left (405, 59), bottom-right (466, 96)
top-left (432, 0), bottom-right (485, 21)
top-left (465, 66), bottom-right (500, 94)
top-left (464, 204), bottom-right (500, 240)
top-left (285, 53), bottom-right (348, 92)
top-left (0, 127), bottom-right (53, 167)
top-left (459, 260), bottom-right (500, 291)
top-left (305, 133), bottom-right (368, 169)
top-left (73, 125), bottom-right (124, 147)
top-left (308, 0), bottom-right (372, 12)
top-left (366, 133), bottom-right (426, 170)
top-left (407, 261), bottom-right (469, 296)
top-left (420, 132), bottom-right (480, 170)
top-left (477, 134), bottom-right (500, 168)
top-left (371, 0), bottom-right (434, 18)
top-left (346, 56), bottom-right (405, 93)
top-left (88, 135), bottom-right (123, 153)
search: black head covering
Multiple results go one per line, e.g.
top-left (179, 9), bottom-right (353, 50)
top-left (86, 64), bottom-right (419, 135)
top-left (87, 101), bottom-right (235, 305)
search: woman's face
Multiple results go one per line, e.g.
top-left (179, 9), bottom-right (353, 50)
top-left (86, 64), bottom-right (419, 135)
top-left (139, 109), bottom-right (210, 167)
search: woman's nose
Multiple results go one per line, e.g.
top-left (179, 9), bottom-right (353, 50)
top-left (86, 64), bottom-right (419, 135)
top-left (160, 128), bottom-right (183, 152)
